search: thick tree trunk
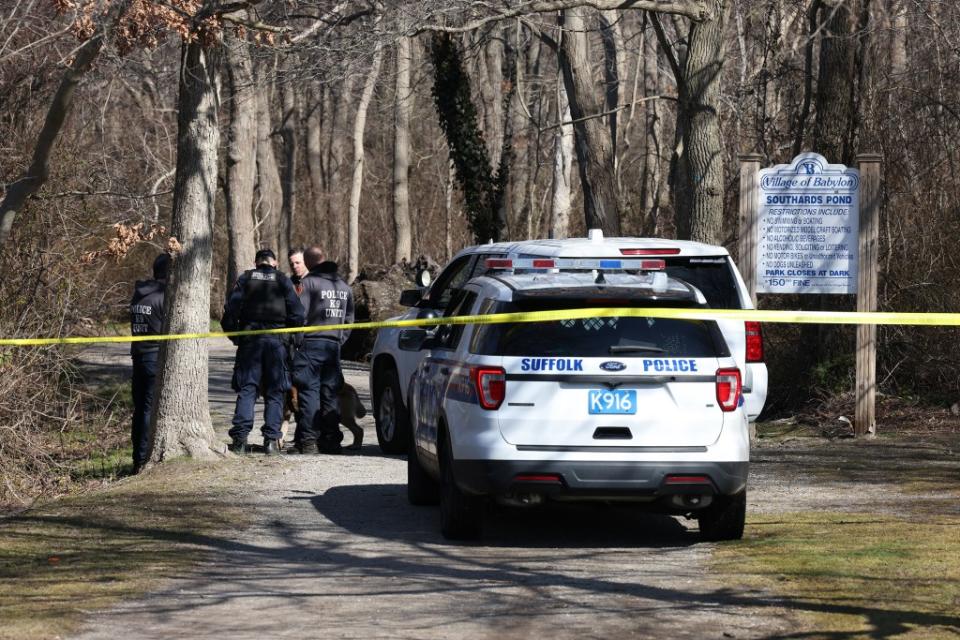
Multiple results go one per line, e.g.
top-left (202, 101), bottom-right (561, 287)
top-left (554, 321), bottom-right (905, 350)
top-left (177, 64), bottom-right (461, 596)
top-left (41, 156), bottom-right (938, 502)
top-left (550, 70), bottom-right (575, 239)
top-left (347, 44), bottom-right (384, 283)
top-left (255, 67), bottom-right (283, 252)
top-left (393, 36), bottom-right (414, 263)
top-left (0, 1), bottom-right (131, 249)
top-left (305, 81), bottom-right (325, 232)
top-left (640, 18), bottom-right (663, 235)
top-left (326, 73), bottom-right (357, 261)
top-left (813, 0), bottom-right (856, 164)
top-left (149, 39), bottom-right (223, 465)
top-left (278, 55), bottom-right (297, 258)
top-left (223, 32), bottom-right (258, 290)
top-left (558, 7), bottom-right (621, 235)
top-left (673, 3), bottom-right (728, 244)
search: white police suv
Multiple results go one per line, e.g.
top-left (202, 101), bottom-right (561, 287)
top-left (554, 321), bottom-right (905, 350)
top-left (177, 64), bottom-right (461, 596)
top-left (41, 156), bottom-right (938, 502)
top-left (405, 258), bottom-right (749, 541)
top-left (370, 231), bottom-right (766, 454)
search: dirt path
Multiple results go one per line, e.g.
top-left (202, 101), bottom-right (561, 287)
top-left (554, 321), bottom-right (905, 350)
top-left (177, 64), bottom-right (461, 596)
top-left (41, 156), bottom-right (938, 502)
top-left (71, 342), bottom-right (805, 638)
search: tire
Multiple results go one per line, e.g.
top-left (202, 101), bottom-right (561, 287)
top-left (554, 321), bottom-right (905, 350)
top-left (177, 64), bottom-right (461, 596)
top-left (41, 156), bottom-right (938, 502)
top-left (698, 489), bottom-right (746, 542)
top-left (374, 367), bottom-right (409, 454)
top-left (439, 435), bottom-right (482, 540)
top-left (408, 439), bottom-right (440, 505)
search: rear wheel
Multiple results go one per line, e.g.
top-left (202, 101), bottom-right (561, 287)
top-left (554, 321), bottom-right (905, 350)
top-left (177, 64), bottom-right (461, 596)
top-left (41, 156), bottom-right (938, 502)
top-left (407, 438), bottom-right (440, 505)
top-left (697, 489), bottom-right (746, 541)
top-left (439, 435), bottom-right (482, 540)
top-left (374, 367), bottom-right (409, 454)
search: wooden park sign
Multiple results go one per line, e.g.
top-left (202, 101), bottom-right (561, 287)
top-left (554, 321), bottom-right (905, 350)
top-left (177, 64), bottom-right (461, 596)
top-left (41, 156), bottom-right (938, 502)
top-left (738, 152), bottom-right (882, 437)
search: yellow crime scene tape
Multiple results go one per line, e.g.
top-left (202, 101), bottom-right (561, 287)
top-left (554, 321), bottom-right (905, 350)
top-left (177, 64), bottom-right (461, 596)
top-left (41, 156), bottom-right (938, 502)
top-left (1, 307), bottom-right (960, 347)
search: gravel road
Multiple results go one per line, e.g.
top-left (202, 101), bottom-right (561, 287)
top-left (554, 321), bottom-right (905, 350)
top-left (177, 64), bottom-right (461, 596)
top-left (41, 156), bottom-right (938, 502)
top-left (70, 340), bottom-right (806, 639)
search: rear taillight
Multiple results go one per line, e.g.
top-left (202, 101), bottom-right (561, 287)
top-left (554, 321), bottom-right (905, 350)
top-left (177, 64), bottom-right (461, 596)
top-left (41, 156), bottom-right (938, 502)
top-left (472, 366), bottom-right (506, 410)
top-left (745, 321), bottom-right (764, 362)
top-left (620, 248), bottom-right (681, 256)
top-left (716, 368), bottom-right (742, 412)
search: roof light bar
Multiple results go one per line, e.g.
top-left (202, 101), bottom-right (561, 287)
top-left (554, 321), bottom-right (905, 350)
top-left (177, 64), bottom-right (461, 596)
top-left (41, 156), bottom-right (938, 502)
top-left (621, 248), bottom-right (681, 256)
top-left (484, 258), bottom-right (665, 272)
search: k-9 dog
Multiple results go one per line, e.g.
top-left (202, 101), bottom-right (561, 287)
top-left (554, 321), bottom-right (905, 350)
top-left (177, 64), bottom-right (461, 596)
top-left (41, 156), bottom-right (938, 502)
top-left (280, 383), bottom-right (367, 450)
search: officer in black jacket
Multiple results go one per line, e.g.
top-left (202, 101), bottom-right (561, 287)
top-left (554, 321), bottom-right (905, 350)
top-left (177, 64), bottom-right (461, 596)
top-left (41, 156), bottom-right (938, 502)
top-left (290, 246), bottom-right (354, 454)
top-left (129, 253), bottom-right (169, 474)
top-left (222, 249), bottom-right (305, 455)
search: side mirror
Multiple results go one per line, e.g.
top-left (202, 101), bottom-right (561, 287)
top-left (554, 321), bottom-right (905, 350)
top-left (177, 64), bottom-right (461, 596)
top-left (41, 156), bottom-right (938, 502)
top-left (398, 328), bottom-right (428, 351)
top-left (415, 268), bottom-right (432, 288)
top-left (399, 289), bottom-right (423, 307)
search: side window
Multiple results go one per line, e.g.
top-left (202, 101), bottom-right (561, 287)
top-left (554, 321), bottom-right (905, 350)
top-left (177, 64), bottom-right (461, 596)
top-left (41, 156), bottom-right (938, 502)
top-left (434, 290), bottom-right (479, 351)
top-left (427, 255), bottom-right (475, 310)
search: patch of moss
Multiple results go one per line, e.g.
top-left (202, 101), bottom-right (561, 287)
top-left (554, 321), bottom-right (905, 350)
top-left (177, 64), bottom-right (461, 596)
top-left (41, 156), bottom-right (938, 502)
top-left (713, 512), bottom-right (960, 638)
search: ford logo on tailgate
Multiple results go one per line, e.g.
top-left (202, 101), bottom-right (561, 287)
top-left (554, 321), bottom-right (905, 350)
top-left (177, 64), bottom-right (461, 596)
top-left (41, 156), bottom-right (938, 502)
top-left (599, 361), bottom-right (626, 372)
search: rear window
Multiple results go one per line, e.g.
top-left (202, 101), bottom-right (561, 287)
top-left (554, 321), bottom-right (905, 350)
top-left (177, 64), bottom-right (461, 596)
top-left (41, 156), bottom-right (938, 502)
top-left (664, 257), bottom-right (742, 309)
top-left (470, 301), bottom-right (727, 358)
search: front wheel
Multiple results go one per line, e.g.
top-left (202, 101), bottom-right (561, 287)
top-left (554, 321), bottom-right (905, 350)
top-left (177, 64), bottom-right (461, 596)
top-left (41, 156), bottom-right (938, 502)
top-left (408, 439), bottom-right (440, 505)
top-left (374, 368), bottom-right (409, 454)
top-left (439, 436), bottom-right (482, 540)
top-left (697, 490), bottom-right (746, 542)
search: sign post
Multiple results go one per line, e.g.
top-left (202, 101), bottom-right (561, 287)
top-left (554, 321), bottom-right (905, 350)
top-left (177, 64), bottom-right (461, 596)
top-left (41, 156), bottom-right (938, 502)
top-left (855, 154), bottom-right (882, 437)
top-left (738, 154), bottom-right (762, 306)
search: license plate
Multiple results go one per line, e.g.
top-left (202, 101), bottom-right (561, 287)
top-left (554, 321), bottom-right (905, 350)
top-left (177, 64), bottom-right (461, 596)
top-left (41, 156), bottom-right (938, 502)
top-left (588, 389), bottom-right (637, 415)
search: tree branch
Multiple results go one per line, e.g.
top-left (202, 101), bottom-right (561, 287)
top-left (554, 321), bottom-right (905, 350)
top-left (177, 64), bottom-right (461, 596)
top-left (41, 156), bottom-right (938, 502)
top-left (413, 0), bottom-right (713, 35)
top-left (540, 95), bottom-right (674, 132)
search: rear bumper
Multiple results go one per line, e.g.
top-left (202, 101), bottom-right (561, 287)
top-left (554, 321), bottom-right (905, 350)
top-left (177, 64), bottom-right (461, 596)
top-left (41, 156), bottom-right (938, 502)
top-left (452, 459), bottom-right (748, 498)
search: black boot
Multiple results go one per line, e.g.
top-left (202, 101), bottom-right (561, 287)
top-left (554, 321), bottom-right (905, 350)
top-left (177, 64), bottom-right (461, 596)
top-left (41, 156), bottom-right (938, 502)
top-left (229, 437), bottom-right (247, 454)
top-left (264, 438), bottom-right (280, 456)
top-left (286, 440), bottom-right (316, 455)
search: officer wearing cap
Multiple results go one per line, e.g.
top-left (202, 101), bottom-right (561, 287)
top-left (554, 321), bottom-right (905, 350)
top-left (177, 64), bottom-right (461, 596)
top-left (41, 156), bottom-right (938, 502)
top-left (129, 252), bottom-right (169, 474)
top-left (222, 248), bottom-right (305, 455)
top-left (290, 246), bottom-right (354, 454)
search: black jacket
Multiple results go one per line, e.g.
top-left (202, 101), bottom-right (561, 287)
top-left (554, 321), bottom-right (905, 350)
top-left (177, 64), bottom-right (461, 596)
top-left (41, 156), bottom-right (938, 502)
top-left (222, 265), bottom-right (305, 334)
top-left (130, 278), bottom-right (166, 356)
top-left (299, 261), bottom-right (354, 344)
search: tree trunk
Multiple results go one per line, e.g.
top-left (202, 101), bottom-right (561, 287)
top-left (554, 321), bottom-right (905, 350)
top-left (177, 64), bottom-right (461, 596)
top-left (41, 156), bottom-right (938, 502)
top-left (278, 55), bottom-right (297, 258)
top-left (640, 17), bottom-right (663, 235)
top-left (255, 65), bottom-right (283, 252)
top-left (0, 0), bottom-right (131, 249)
top-left (304, 81), bottom-right (326, 232)
top-left (558, 7), bottom-right (621, 235)
top-left (223, 31), bottom-right (257, 290)
top-left (393, 36), bottom-right (414, 263)
top-left (673, 3), bottom-right (728, 244)
top-left (149, 39), bottom-right (223, 465)
top-left (813, 0), bottom-right (857, 164)
top-left (326, 73), bottom-right (357, 262)
top-left (347, 44), bottom-right (384, 283)
top-left (550, 67), bottom-right (575, 239)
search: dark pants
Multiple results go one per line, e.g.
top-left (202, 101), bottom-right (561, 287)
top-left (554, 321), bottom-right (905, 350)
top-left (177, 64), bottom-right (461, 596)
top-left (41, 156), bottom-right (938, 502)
top-left (229, 335), bottom-right (290, 442)
top-left (292, 339), bottom-right (343, 449)
top-left (131, 350), bottom-right (159, 469)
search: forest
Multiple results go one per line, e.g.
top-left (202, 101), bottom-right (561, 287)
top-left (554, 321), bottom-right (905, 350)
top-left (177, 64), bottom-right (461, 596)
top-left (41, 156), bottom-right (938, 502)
top-left (1, 0), bottom-right (958, 503)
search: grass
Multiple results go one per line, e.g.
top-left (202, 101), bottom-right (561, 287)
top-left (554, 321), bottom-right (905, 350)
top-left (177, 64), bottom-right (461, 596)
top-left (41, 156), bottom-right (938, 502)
top-left (713, 513), bottom-right (960, 638)
top-left (0, 460), bottom-right (247, 640)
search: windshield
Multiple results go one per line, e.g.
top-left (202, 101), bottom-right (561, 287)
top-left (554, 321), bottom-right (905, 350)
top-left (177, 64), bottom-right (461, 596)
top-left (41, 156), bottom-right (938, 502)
top-left (470, 301), bottom-right (727, 358)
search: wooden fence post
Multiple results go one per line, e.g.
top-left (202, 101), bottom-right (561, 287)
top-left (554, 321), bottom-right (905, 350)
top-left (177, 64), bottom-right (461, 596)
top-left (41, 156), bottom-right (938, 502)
top-left (856, 154), bottom-right (882, 437)
top-left (738, 154), bottom-right (762, 307)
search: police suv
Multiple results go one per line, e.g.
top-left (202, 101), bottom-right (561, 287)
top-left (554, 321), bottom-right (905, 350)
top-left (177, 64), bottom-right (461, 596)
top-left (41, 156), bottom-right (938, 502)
top-left (405, 257), bottom-right (749, 541)
top-left (370, 231), bottom-right (766, 454)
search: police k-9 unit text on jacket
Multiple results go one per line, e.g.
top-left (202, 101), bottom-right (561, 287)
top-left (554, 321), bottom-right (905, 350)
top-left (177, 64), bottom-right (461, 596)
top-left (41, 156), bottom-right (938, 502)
top-left (299, 261), bottom-right (354, 344)
top-left (129, 278), bottom-right (166, 356)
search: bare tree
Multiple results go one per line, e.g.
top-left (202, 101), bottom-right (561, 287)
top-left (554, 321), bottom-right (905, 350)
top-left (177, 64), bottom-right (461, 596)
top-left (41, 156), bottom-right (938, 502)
top-left (347, 19), bottom-right (385, 283)
top-left (148, 36), bottom-right (223, 465)
top-left (223, 30), bottom-right (258, 289)
top-left (254, 61), bottom-right (283, 251)
top-left (278, 53), bottom-right (297, 258)
top-left (393, 36), bottom-right (414, 263)
top-left (0, 1), bottom-right (131, 249)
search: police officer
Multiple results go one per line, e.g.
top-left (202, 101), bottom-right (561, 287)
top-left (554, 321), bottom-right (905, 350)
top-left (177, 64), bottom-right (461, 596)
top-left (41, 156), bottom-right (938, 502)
top-left (129, 253), bottom-right (169, 474)
top-left (290, 246), bottom-right (354, 454)
top-left (222, 249), bottom-right (305, 455)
